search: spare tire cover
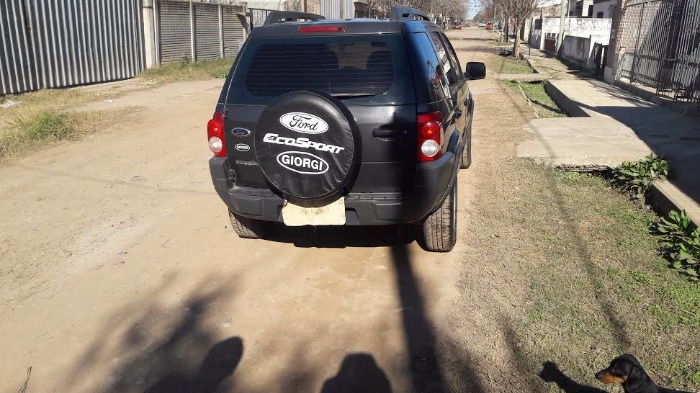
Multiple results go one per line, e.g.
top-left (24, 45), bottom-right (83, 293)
top-left (254, 91), bottom-right (360, 205)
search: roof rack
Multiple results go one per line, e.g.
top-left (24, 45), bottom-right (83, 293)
top-left (389, 7), bottom-right (431, 22)
top-left (263, 11), bottom-right (326, 26)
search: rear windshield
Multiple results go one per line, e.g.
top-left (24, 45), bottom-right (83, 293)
top-left (227, 34), bottom-right (413, 105)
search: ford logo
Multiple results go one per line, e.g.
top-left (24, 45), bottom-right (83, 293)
top-left (276, 151), bottom-right (329, 174)
top-left (279, 112), bottom-right (329, 134)
top-left (231, 127), bottom-right (251, 137)
top-left (235, 143), bottom-right (250, 152)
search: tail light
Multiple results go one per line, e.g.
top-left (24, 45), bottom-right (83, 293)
top-left (417, 111), bottom-right (443, 162)
top-left (207, 111), bottom-right (226, 157)
top-left (299, 25), bottom-right (346, 33)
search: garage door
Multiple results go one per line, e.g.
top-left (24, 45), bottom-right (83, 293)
top-left (159, 1), bottom-right (192, 62)
top-left (194, 3), bottom-right (220, 60)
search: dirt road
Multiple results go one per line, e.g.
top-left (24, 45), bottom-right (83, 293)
top-left (1, 28), bottom-right (538, 393)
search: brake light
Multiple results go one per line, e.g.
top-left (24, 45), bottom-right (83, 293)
top-left (417, 111), bottom-right (443, 162)
top-left (207, 111), bottom-right (227, 157)
top-left (299, 25), bottom-right (346, 33)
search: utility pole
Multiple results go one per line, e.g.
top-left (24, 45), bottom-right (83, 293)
top-left (556, 0), bottom-right (566, 53)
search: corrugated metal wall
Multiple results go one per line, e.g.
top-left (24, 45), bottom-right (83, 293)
top-left (194, 3), bottom-right (221, 60)
top-left (157, 0), bottom-right (245, 63)
top-left (319, 0), bottom-right (354, 19)
top-left (159, 1), bottom-right (193, 62)
top-left (1, 0), bottom-right (145, 96)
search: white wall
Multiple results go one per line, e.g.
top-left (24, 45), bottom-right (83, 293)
top-left (592, 0), bottom-right (616, 18)
top-left (560, 33), bottom-right (610, 69)
top-left (530, 16), bottom-right (611, 50)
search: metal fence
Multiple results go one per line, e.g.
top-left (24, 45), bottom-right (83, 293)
top-left (1, 0), bottom-right (145, 96)
top-left (616, 0), bottom-right (700, 102)
top-left (248, 7), bottom-right (275, 29)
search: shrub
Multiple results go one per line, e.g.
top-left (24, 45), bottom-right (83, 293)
top-left (611, 155), bottom-right (669, 200)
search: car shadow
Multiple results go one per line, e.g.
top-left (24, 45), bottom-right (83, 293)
top-left (264, 224), bottom-right (417, 248)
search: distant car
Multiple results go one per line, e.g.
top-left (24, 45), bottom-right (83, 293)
top-left (478, 21), bottom-right (486, 28)
top-left (486, 22), bottom-right (493, 30)
top-left (452, 21), bottom-right (462, 29)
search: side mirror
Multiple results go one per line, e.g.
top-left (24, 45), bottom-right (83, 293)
top-left (465, 62), bottom-right (486, 80)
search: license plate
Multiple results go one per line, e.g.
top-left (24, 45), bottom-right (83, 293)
top-left (282, 198), bottom-right (346, 226)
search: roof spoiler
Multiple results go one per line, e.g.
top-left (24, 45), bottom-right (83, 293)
top-left (389, 7), bottom-right (430, 22)
top-left (263, 11), bottom-right (326, 26)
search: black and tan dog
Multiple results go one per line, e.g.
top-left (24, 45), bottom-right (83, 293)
top-left (595, 354), bottom-right (693, 393)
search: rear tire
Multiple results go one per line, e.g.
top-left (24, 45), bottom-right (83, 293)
top-left (420, 182), bottom-right (457, 252)
top-left (229, 210), bottom-right (268, 239)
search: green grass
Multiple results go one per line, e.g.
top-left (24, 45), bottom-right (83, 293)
top-left (513, 165), bottom-right (700, 391)
top-left (140, 58), bottom-right (233, 83)
top-left (504, 80), bottom-right (567, 118)
top-left (484, 53), bottom-right (534, 74)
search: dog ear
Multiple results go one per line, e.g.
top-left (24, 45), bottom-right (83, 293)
top-left (620, 354), bottom-right (641, 368)
top-left (600, 355), bottom-right (639, 383)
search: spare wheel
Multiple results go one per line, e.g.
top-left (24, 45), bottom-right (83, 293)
top-left (254, 91), bottom-right (361, 206)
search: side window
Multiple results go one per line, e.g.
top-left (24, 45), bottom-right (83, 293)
top-left (438, 33), bottom-right (463, 81)
top-left (430, 32), bottom-right (459, 85)
top-left (411, 32), bottom-right (450, 102)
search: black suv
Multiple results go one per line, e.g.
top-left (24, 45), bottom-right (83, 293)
top-left (207, 7), bottom-right (486, 252)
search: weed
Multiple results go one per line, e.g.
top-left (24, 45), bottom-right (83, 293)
top-left (140, 58), bottom-right (233, 83)
top-left (691, 367), bottom-right (700, 385)
top-left (27, 113), bottom-right (73, 141)
top-left (0, 107), bottom-right (140, 160)
top-left (655, 210), bottom-right (700, 280)
top-left (611, 155), bottom-right (669, 199)
top-left (630, 269), bottom-right (653, 284)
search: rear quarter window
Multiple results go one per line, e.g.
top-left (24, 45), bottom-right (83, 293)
top-left (227, 34), bottom-right (414, 105)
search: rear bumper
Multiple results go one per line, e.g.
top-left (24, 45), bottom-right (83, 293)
top-left (209, 153), bottom-right (457, 225)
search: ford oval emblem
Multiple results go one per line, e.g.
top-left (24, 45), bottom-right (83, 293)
top-left (231, 127), bottom-right (251, 137)
top-left (235, 143), bottom-right (250, 152)
top-left (279, 112), bottom-right (329, 134)
top-left (276, 151), bottom-right (329, 174)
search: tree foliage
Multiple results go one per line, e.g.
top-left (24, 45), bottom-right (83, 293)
top-left (364, 0), bottom-right (468, 21)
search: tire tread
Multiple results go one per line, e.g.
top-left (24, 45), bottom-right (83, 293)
top-left (421, 184), bottom-right (457, 252)
top-left (229, 210), bottom-right (267, 239)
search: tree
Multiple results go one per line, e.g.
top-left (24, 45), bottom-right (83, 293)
top-left (500, 0), bottom-right (538, 58)
top-left (364, 0), bottom-right (468, 22)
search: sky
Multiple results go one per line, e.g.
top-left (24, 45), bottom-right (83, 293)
top-left (466, 0), bottom-right (482, 19)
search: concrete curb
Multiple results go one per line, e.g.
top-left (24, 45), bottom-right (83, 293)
top-left (544, 80), bottom-right (700, 228)
top-left (543, 81), bottom-right (591, 117)
top-left (648, 181), bottom-right (700, 230)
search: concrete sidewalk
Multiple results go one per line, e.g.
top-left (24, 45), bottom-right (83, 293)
top-left (516, 54), bottom-right (700, 225)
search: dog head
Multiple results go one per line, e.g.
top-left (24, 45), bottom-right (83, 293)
top-left (595, 354), bottom-right (644, 384)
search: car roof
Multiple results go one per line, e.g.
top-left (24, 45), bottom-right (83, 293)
top-left (249, 19), bottom-right (440, 38)
top-left (249, 8), bottom-right (440, 38)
